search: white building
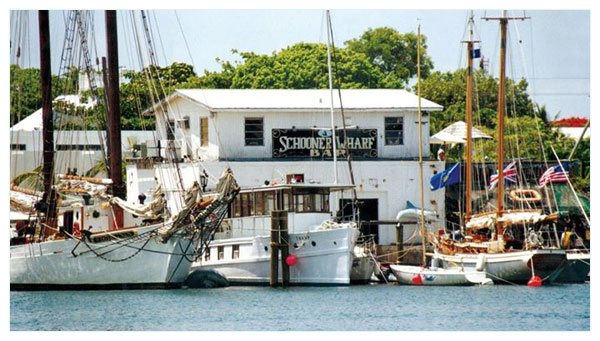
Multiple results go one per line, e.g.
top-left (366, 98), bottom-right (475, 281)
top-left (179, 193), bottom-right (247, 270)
top-left (10, 94), bottom-right (154, 179)
top-left (127, 89), bottom-right (447, 246)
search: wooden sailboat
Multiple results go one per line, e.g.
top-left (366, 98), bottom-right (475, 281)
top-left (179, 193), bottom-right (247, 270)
top-left (390, 23), bottom-right (492, 286)
top-left (431, 11), bottom-right (567, 285)
top-left (10, 11), bottom-right (238, 290)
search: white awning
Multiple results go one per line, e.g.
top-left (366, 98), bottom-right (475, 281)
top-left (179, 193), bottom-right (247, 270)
top-left (430, 131), bottom-right (466, 144)
top-left (431, 121), bottom-right (492, 143)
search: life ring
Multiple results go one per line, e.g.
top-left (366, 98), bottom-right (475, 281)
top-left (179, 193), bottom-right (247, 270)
top-left (509, 189), bottom-right (542, 203)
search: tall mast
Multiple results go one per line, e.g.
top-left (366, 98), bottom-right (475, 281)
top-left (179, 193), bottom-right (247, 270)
top-left (105, 10), bottom-right (124, 228)
top-left (326, 10), bottom-right (338, 184)
top-left (38, 10), bottom-right (57, 225)
top-left (463, 12), bottom-right (477, 222)
top-left (417, 24), bottom-right (427, 266)
top-left (483, 11), bottom-right (529, 239)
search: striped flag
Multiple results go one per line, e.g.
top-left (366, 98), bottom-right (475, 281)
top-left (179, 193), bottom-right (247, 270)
top-left (489, 161), bottom-right (517, 190)
top-left (538, 164), bottom-right (570, 188)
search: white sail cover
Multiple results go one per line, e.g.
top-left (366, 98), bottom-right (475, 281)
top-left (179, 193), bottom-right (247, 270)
top-left (466, 210), bottom-right (550, 230)
top-left (109, 192), bottom-right (166, 219)
top-left (55, 179), bottom-right (110, 198)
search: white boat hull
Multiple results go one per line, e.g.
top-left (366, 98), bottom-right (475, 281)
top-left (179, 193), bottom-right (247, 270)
top-left (10, 225), bottom-right (197, 290)
top-left (390, 265), bottom-right (491, 286)
top-left (433, 249), bottom-right (567, 284)
top-left (192, 227), bottom-right (359, 285)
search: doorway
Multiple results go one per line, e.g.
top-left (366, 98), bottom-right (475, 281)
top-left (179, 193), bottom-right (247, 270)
top-left (340, 198), bottom-right (379, 243)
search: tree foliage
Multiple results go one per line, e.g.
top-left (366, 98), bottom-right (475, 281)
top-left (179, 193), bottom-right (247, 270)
top-left (346, 27), bottom-right (434, 88)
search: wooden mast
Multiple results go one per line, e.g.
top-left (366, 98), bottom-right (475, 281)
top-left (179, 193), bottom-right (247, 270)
top-left (463, 12), bottom-right (477, 222)
top-left (38, 10), bottom-right (57, 229)
top-left (484, 11), bottom-right (529, 240)
top-left (417, 24), bottom-right (427, 266)
top-left (105, 10), bottom-right (124, 228)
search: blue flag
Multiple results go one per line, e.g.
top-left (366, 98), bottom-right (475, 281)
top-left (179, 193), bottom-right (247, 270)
top-left (430, 163), bottom-right (461, 191)
top-left (470, 48), bottom-right (481, 59)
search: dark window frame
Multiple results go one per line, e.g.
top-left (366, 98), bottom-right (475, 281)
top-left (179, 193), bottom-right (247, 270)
top-left (384, 116), bottom-right (404, 145)
top-left (244, 117), bottom-right (264, 146)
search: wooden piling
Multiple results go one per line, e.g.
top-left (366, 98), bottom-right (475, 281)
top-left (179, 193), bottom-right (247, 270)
top-left (396, 224), bottom-right (404, 263)
top-left (270, 211), bottom-right (280, 287)
top-left (278, 211), bottom-right (290, 287)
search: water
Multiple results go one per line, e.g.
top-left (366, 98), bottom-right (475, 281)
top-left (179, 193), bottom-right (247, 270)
top-left (10, 283), bottom-right (589, 331)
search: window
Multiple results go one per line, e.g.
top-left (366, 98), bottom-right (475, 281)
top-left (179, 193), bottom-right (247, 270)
top-left (255, 192), bottom-right (265, 216)
top-left (200, 118), bottom-right (209, 147)
top-left (384, 117), bottom-right (403, 145)
top-left (244, 117), bottom-right (264, 146)
top-left (56, 144), bottom-right (102, 151)
top-left (232, 245), bottom-right (240, 259)
top-left (292, 189), bottom-right (329, 213)
top-left (10, 144), bottom-right (26, 151)
top-left (218, 246), bottom-right (224, 260)
top-left (204, 247), bottom-right (211, 261)
top-left (166, 119), bottom-right (175, 141)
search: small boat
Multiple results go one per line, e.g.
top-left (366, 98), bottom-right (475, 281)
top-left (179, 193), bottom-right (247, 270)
top-left (433, 248), bottom-right (567, 284)
top-left (390, 264), bottom-right (493, 286)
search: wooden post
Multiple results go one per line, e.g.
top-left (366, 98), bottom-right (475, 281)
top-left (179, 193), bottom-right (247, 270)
top-left (278, 211), bottom-right (290, 287)
top-left (395, 223), bottom-right (404, 263)
top-left (269, 211), bottom-right (280, 287)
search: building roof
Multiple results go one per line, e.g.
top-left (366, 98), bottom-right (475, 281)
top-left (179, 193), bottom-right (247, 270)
top-left (144, 89), bottom-right (443, 115)
top-left (11, 95), bottom-right (96, 131)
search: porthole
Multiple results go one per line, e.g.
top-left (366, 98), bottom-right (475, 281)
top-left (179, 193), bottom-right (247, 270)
top-left (264, 246), bottom-right (268, 252)
top-left (333, 241), bottom-right (337, 245)
top-left (311, 241), bottom-right (316, 247)
top-left (293, 243), bottom-right (298, 248)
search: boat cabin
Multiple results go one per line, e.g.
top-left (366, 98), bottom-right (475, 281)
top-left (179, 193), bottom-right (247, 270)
top-left (213, 183), bottom-right (355, 239)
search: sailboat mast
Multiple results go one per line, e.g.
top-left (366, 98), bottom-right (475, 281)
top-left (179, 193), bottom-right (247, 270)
top-left (326, 10), bottom-right (338, 184)
top-left (38, 10), bottom-right (57, 225)
top-left (417, 24), bottom-right (427, 266)
top-left (464, 13), bottom-right (475, 222)
top-left (105, 10), bottom-right (124, 228)
top-left (495, 12), bottom-right (508, 238)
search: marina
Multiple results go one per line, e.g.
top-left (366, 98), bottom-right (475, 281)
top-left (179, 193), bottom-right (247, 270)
top-left (8, 7), bottom-right (591, 332)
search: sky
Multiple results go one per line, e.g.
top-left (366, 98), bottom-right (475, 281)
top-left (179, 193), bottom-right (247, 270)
top-left (8, 8), bottom-right (591, 119)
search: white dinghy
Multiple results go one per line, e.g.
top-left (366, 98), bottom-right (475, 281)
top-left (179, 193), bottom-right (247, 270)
top-left (390, 264), bottom-right (493, 286)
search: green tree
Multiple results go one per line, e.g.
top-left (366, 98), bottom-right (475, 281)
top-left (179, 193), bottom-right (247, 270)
top-left (346, 27), bottom-right (434, 88)
top-left (186, 43), bottom-right (384, 90)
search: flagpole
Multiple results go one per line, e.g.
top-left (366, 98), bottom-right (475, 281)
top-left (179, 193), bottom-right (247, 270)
top-left (550, 146), bottom-right (590, 226)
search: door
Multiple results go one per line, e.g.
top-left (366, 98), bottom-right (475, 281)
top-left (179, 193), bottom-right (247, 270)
top-left (340, 198), bottom-right (379, 243)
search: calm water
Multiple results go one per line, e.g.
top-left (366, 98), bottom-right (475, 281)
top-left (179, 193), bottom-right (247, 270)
top-left (10, 283), bottom-right (589, 331)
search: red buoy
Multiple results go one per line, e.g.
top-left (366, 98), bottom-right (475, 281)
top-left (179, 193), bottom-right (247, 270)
top-left (527, 275), bottom-right (542, 287)
top-left (412, 274), bottom-right (423, 285)
top-left (286, 255), bottom-right (298, 267)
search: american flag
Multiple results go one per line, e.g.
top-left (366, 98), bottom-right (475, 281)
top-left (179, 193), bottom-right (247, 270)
top-left (489, 161), bottom-right (517, 190)
top-left (538, 164), bottom-right (570, 187)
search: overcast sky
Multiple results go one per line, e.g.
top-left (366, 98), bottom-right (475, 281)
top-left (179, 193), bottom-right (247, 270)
top-left (9, 8), bottom-right (591, 119)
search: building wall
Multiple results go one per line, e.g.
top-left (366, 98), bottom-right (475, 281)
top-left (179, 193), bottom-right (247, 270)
top-left (9, 130), bottom-right (155, 179)
top-left (152, 96), bottom-right (432, 162)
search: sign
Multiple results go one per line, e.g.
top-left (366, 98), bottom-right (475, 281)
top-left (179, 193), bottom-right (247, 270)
top-left (272, 128), bottom-right (377, 159)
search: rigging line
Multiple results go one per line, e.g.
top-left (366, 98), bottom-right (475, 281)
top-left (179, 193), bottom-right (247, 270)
top-left (513, 13), bottom-right (560, 213)
top-left (144, 11), bottom-right (218, 186)
top-left (173, 10), bottom-right (196, 72)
